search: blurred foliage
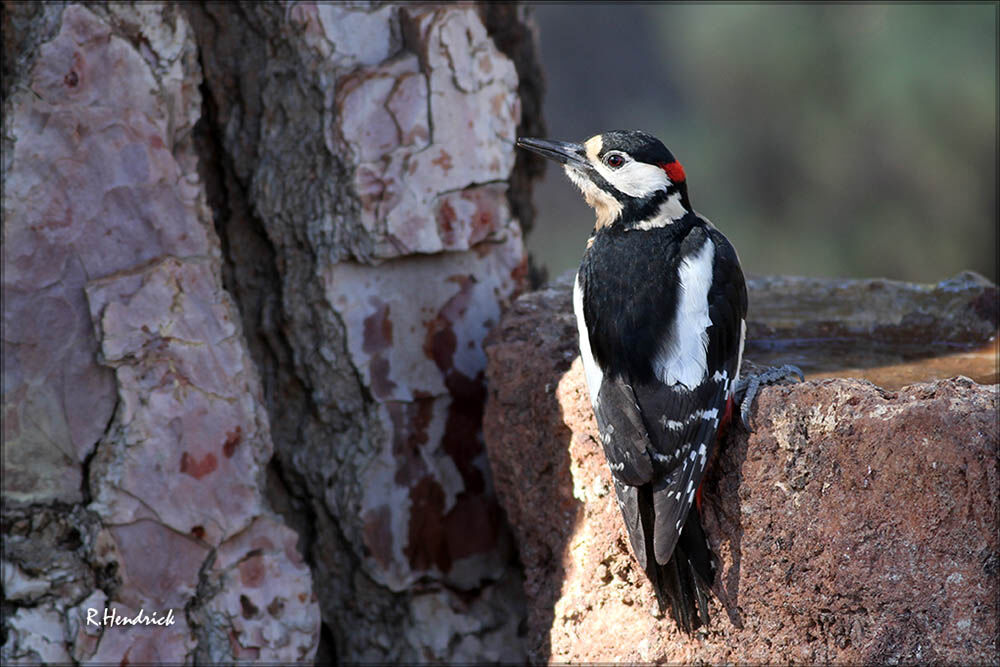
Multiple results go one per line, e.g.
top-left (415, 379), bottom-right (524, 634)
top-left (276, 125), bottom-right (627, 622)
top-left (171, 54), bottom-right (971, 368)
top-left (525, 4), bottom-right (997, 284)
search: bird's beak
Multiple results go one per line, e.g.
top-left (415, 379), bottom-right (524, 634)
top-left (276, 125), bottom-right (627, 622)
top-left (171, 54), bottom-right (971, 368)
top-left (516, 137), bottom-right (590, 171)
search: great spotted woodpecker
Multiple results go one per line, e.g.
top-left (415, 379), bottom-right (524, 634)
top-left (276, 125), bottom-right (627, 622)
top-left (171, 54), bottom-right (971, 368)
top-left (518, 130), bottom-right (761, 633)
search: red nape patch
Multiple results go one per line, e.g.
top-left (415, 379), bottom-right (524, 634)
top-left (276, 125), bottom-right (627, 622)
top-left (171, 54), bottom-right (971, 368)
top-left (660, 161), bottom-right (686, 183)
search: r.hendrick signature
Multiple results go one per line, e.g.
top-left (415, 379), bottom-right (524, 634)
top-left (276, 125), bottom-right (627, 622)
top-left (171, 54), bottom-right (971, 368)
top-left (86, 607), bottom-right (176, 628)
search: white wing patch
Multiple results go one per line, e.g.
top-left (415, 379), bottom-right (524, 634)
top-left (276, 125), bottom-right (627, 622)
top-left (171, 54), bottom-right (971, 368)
top-left (652, 238), bottom-right (715, 389)
top-left (660, 418), bottom-right (685, 432)
top-left (658, 407), bottom-right (719, 433)
top-left (573, 273), bottom-right (604, 406)
top-left (733, 318), bottom-right (747, 393)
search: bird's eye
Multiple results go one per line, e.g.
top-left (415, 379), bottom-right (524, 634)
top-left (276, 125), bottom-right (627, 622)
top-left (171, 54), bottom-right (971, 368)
top-left (605, 154), bottom-right (625, 169)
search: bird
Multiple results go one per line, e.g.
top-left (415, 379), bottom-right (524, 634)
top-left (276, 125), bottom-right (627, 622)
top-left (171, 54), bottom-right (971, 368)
top-left (517, 129), bottom-right (750, 634)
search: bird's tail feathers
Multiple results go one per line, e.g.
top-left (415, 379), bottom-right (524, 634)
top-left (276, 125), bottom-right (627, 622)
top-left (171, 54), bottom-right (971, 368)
top-left (650, 509), bottom-right (714, 634)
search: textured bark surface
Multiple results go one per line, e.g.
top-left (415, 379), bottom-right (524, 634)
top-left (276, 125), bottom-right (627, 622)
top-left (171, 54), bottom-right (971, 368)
top-left (3, 1), bottom-right (542, 662)
top-left (187, 2), bottom-right (537, 662)
top-left (483, 272), bottom-right (999, 664)
top-left (2, 3), bottom-right (320, 662)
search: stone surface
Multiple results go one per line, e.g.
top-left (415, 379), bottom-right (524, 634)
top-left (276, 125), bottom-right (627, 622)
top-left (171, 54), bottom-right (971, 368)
top-left (483, 272), bottom-right (999, 664)
top-left (745, 271), bottom-right (998, 345)
top-left (2, 4), bottom-right (319, 663)
top-left (745, 272), bottom-right (999, 388)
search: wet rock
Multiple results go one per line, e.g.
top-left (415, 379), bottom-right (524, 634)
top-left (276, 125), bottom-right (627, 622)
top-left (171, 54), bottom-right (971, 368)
top-left (746, 272), bottom-right (999, 387)
top-left (484, 271), bottom-right (999, 663)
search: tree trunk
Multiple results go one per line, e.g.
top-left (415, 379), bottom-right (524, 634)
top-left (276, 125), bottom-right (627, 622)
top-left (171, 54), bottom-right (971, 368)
top-left (2, 2), bottom-right (543, 662)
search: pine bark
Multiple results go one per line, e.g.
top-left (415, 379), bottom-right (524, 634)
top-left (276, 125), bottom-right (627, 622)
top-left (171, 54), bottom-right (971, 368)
top-left (2, 2), bottom-right (543, 662)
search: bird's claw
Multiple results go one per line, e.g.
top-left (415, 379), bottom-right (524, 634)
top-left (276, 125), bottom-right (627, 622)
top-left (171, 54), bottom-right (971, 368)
top-left (735, 364), bottom-right (804, 431)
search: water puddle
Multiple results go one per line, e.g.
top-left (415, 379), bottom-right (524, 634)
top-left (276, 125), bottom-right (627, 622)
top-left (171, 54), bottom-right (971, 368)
top-left (747, 337), bottom-right (998, 390)
top-left (742, 272), bottom-right (998, 390)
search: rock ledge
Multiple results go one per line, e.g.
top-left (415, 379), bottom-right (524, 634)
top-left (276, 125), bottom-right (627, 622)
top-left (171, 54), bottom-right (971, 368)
top-left (483, 273), bottom-right (998, 664)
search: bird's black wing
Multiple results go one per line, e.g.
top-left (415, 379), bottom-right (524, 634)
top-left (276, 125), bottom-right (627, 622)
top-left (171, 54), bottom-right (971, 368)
top-left (631, 224), bottom-right (747, 566)
top-left (576, 223), bottom-right (747, 632)
top-left (591, 375), bottom-right (655, 487)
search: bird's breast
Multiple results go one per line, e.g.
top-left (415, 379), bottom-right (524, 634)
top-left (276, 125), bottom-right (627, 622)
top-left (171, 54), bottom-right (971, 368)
top-left (580, 227), bottom-right (688, 383)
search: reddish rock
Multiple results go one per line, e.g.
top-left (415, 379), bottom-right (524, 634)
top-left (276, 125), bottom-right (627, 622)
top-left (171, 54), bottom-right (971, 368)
top-left (484, 273), bottom-right (999, 664)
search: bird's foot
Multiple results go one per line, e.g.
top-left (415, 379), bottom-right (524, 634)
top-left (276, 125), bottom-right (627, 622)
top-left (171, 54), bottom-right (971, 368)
top-left (734, 363), bottom-right (804, 431)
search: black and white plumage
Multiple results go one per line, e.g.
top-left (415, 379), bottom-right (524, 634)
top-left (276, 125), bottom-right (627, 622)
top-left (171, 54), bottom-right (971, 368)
top-left (518, 130), bottom-right (747, 633)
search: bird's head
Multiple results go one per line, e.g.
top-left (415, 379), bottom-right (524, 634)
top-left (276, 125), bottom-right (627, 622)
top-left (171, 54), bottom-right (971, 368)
top-left (517, 130), bottom-right (692, 230)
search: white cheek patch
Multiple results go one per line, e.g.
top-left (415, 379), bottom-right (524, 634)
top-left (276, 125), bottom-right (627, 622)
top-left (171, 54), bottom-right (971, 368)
top-left (573, 273), bottom-right (604, 404)
top-left (652, 238), bottom-right (715, 388)
top-left (595, 160), bottom-right (670, 199)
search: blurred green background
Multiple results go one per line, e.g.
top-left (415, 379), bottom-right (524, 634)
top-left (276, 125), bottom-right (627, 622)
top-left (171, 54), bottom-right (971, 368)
top-left (524, 4), bottom-right (998, 284)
